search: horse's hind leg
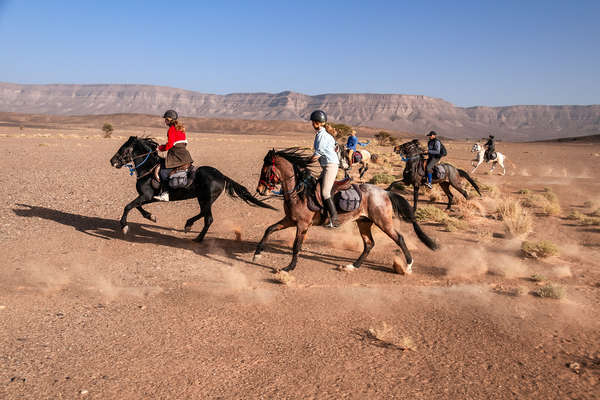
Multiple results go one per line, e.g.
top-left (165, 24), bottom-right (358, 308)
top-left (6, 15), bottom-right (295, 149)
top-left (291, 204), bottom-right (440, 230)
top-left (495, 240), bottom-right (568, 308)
top-left (137, 206), bottom-right (157, 222)
top-left (193, 202), bottom-right (213, 243)
top-left (440, 181), bottom-right (454, 210)
top-left (359, 163), bottom-right (369, 179)
top-left (373, 218), bottom-right (413, 274)
top-left (253, 217), bottom-right (294, 261)
top-left (344, 218), bottom-right (374, 270)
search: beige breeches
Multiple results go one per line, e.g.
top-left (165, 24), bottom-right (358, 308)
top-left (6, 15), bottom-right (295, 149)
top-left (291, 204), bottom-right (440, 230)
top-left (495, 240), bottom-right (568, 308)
top-left (320, 163), bottom-right (338, 200)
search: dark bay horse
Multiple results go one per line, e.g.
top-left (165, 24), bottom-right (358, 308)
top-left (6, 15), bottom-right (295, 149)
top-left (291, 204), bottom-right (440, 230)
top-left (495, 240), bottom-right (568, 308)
top-left (394, 139), bottom-right (481, 211)
top-left (254, 148), bottom-right (438, 273)
top-left (110, 136), bottom-right (275, 241)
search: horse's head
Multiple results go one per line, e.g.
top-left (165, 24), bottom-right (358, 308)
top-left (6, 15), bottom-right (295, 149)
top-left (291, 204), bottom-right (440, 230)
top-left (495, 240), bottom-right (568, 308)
top-left (110, 136), bottom-right (138, 168)
top-left (256, 149), bottom-right (281, 196)
top-left (335, 142), bottom-right (350, 170)
top-left (110, 136), bottom-right (158, 168)
top-left (471, 143), bottom-right (481, 152)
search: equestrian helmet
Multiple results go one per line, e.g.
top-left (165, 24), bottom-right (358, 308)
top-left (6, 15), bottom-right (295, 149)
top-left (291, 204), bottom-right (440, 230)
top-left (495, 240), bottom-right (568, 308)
top-left (163, 109), bottom-right (178, 120)
top-left (427, 130), bottom-right (437, 136)
top-left (310, 110), bottom-right (327, 123)
top-left (489, 135), bottom-right (495, 139)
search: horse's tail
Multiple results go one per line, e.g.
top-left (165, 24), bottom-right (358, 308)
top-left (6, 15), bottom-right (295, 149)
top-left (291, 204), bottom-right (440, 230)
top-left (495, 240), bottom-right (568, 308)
top-left (458, 169), bottom-right (482, 196)
top-left (387, 191), bottom-right (439, 251)
top-left (223, 176), bottom-right (277, 210)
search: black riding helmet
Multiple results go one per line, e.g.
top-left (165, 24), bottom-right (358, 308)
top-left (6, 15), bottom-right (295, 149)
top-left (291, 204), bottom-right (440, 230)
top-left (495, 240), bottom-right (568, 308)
top-left (489, 135), bottom-right (495, 139)
top-left (310, 110), bottom-right (327, 123)
top-left (427, 130), bottom-right (437, 137)
top-left (163, 109), bottom-right (178, 120)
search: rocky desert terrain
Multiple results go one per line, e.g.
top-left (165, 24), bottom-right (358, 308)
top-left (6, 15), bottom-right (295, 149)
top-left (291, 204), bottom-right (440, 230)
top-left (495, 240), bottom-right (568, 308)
top-left (0, 117), bottom-right (599, 399)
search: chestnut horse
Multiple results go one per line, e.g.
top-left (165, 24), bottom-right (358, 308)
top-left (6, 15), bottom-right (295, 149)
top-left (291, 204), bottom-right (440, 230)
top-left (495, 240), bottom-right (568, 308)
top-left (254, 148), bottom-right (438, 273)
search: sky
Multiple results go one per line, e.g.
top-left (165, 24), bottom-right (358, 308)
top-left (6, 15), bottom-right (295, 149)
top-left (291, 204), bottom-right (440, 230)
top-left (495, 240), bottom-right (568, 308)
top-left (0, 0), bottom-right (598, 107)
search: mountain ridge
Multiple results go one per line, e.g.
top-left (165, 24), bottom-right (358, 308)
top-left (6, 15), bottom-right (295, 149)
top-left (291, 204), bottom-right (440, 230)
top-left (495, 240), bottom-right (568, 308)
top-left (1, 82), bottom-right (598, 140)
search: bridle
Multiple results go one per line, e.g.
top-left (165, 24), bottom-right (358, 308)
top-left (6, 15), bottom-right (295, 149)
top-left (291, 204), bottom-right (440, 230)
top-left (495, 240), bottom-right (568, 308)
top-left (259, 156), bottom-right (282, 191)
top-left (117, 141), bottom-right (158, 179)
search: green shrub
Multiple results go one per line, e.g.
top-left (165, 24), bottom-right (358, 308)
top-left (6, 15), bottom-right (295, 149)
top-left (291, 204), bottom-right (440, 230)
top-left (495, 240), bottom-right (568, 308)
top-left (102, 122), bottom-right (114, 138)
top-left (369, 173), bottom-right (396, 185)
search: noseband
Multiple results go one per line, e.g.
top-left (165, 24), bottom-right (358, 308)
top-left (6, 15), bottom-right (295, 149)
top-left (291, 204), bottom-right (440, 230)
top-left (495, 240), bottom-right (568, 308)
top-left (259, 157), bottom-right (281, 190)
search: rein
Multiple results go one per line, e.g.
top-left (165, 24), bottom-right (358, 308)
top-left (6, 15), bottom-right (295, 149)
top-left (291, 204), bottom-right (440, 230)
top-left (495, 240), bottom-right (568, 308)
top-left (126, 151), bottom-right (153, 176)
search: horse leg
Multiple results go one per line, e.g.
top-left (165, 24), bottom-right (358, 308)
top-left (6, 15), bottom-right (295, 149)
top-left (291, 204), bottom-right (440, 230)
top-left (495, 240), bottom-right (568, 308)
top-left (373, 219), bottom-right (413, 274)
top-left (282, 222), bottom-right (309, 272)
top-left (120, 195), bottom-right (152, 234)
top-left (490, 162), bottom-right (496, 173)
top-left (136, 206), bottom-right (157, 222)
top-left (359, 163), bottom-right (369, 179)
top-left (440, 181), bottom-right (454, 210)
top-left (449, 177), bottom-right (469, 201)
top-left (253, 217), bottom-right (295, 260)
top-left (193, 204), bottom-right (213, 243)
top-left (344, 218), bottom-right (374, 270)
top-left (472, 159), bottom-right (482, 173)
top-left (413, 185), bottom-right (419, 212)
top-left (499, 157), bottom-right (506, 175)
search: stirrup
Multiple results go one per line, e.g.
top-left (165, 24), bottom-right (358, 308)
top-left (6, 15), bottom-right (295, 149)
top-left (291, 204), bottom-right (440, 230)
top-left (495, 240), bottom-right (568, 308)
top-left (425, 182), bottom-right (432, 189)
top-left (153, 192), bottom-right (170, 202)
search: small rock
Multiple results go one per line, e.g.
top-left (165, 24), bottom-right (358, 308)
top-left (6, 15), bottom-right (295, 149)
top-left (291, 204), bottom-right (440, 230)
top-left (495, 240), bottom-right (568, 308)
top-left (568, 362), bottom-right (581, 374)
top-left (138, 305), bottom-right (146, 310)
top-left (80, 389), bottom-right (89, 395)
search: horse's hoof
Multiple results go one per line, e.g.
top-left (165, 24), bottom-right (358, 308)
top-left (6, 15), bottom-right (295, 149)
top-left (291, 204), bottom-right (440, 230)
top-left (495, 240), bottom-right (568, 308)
top-left (149, 215), bottom-right (157, 223)
top-left (184, 225), bottom-right (192, 233)
top-left (339, 264), bottom-right (357, 272)
top-left (121, 225), bottom-right (129, 235)
top-left (406, 261), bottom-right (413, 274)
top-left (252, 253), bottom-right (262, 262)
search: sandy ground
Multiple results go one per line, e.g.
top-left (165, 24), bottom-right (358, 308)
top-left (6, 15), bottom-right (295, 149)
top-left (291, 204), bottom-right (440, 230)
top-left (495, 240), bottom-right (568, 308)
top-left (1, 126), bottom-right (599, 399)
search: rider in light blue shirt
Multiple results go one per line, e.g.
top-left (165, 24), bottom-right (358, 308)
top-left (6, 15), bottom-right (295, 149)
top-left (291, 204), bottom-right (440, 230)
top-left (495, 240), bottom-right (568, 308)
top-left (313, 126), bottom-right (339, 166)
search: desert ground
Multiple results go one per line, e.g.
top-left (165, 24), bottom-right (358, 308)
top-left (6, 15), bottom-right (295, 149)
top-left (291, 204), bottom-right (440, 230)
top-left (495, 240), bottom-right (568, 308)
top-left (0, 122), bottom-right (599, 399)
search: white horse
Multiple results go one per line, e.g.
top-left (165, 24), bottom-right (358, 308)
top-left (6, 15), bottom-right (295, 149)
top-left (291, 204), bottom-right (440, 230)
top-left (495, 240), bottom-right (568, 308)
top-left (338, 145), bottom-right (371, 179)
top-left (471, 143), bottom-right (506, 175)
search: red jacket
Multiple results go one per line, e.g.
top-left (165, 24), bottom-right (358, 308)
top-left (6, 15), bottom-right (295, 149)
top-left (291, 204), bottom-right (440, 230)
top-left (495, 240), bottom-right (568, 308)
top-left (158, 125), bottom-right (187, 151)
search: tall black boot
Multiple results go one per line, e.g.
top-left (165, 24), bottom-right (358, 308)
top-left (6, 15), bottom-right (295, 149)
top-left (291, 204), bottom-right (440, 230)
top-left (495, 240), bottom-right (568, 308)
top-left (324, 198), bottom-right (340, 228)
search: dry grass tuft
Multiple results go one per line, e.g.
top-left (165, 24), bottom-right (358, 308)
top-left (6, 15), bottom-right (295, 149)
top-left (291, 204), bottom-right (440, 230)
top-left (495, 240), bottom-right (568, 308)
top-left (522, 240), bottom-right (559, 259)
top-left (443, 217), bottom-right (468, 232)
top-left (567, 210), bottom-right (585, 220)
top-left (367, 322), bottom-right (393, 341)
top-left (429, 186), bottom-right (444, 202)
top-left (590, 208), bottom-right (600, 217)
top-left (565, 210), bottom-right (600, 226)
top-left (272, 271), bottom-right (295, 285)
top-left (369, 173), bottom-right (396, 185)
top-left (517, 188), bottom-right (531, 195)
top-left (493, 285), bottom-right (526, 297)
top-left (534, 284), bottom-right (566, 299)
top-left (366, 322), bottom-right (415, 351)
top-left (415, 205), bottom-right (448, 223)
top-left (530, 273), bottom-right (546, 282)
top-left (522, 190), bottom-right (561, 216)
top-left (496, 198), bottom-right (532, 237)
top-left (583, 200), bottom-right (595, 208)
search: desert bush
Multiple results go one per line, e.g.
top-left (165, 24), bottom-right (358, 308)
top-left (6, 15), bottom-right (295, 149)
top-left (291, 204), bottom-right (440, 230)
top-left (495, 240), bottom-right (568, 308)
top-left (583, 200), bottom-right (595, 208)
top-left (591, 208), bottom-right (600, 217)
top-left (443, 217), bottom-right (468, 232)
top-left (415, 205), bottom-right (447, 223)
top-left (374, 131), bottom-right (392, 145)
top-left (522, 190), bottom-right (560, 216)
top-left (429, 186), bottom-right (444, 202)
top-left (369, 173), bottom-right (396, 185)
top-left (496, 198), bottom-right (532, 237)
top-left (521, 240), bottom-right (559, 259)
top-left (534, 284), bottom-right (565, 299)
top-left (542, 202), bottom-right (561, 217)
top-left (102, 122), bottom-right (114, 138)
top-left (530, 273), bottom-right (546, 282)
top-left (566, 210), bottom-right (585, 220)
top-left (580, 216), bottom-right (600, 226)
top-left (330, 123), bottom-right (353, 139)
top-left (517, 189), bottom-right (531, 195)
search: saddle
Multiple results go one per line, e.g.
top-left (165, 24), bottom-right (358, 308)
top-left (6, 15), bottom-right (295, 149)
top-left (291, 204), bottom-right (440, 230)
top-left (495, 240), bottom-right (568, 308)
top-left (152, 161), bottom-right (196, 190)
top-left (352, 151), bottom-right (363, 164)
top-left (307, 177), bottom-right (362, 213)
top-left (486, 151), bottom-right (497, 161)
top-left (414, 159), bottom-right (446, 183)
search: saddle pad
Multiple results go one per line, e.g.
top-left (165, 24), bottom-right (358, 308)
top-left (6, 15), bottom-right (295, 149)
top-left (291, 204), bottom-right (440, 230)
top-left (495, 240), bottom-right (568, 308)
top-left (352, 151), bottom-right (363, 163)
top-left (336, 184), bottom-right (362, 212)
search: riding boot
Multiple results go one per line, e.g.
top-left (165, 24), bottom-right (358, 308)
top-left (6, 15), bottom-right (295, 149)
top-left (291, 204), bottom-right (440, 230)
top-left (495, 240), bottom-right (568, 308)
top-left (324, 198), bottom-right (341, 228)
top-left (153, 180), bottom-right (170, 202)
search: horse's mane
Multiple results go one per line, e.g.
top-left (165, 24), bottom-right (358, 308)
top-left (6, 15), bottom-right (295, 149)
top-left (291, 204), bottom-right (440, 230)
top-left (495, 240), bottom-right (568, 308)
top-left (138, 136), bottom-right (159, 150)
top-left (265, 147), bottom-right (315, 170)
top-left (400, 139), bottom-right (424, 157)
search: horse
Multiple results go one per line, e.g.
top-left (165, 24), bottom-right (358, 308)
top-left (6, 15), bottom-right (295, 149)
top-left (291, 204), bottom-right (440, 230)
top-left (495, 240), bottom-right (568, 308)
top-left (471, 143), bottom-right (506, 175)
top-left (337, 143), bottom-right (372, 180)
top-left (394, 140), bottom-right (481, 211)
top-left (110, 136), bottom-right (275, 241)
top-left (253, 148), bottom-right (438, 274)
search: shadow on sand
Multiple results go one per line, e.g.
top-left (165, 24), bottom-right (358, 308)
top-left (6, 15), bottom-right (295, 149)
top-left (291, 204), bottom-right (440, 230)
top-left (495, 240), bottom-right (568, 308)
top-left (12, 204), bottom-right (409, 274)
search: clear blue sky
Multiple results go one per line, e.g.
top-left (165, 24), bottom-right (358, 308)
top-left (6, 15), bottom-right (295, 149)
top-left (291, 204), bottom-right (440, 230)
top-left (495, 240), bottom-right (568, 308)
top-left (1, 0), bottom-right (598, 107)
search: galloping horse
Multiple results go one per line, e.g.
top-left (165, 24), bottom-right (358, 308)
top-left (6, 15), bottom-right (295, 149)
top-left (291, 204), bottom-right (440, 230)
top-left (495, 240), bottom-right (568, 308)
top-left (254, 148), bottom-right (438, 274)
top-left (394, 140), bottom-right (481, 211)
top-left (110, 136), bottom-right (275, 241)
top-left (337, 143), bottom-right (372, 179)
top-left (471, 143), bottom-right (507, 175)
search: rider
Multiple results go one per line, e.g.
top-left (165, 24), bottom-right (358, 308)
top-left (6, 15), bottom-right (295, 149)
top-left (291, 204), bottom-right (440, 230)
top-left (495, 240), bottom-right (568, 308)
top-left (484, 134), bottom-right (496, 161)
top-left (153, 109), bottom-right (194, 202)
top-left (425, 130), bottom-right (443, 189)
top-left (346, 129), bottom-right (358, 166)
top-left (311, 110), bottom-right (340, 228)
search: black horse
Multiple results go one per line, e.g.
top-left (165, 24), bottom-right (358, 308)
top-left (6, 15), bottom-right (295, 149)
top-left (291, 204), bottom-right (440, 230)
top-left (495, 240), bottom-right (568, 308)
top-left (110, 136), bottom-right (275, 241)
top-left (394, 139), bottom-right (481, 211)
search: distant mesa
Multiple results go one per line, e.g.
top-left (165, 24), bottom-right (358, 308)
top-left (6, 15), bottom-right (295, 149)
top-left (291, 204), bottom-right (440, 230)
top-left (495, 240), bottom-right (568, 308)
top-left (0, 82), bottom-right (598, 141)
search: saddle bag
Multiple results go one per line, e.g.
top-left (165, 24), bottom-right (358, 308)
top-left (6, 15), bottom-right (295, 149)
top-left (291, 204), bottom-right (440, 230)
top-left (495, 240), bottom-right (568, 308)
top-left (169, 171), bottom-right (188, 189)
top-left (336, 185), bottom-right (362, 212)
